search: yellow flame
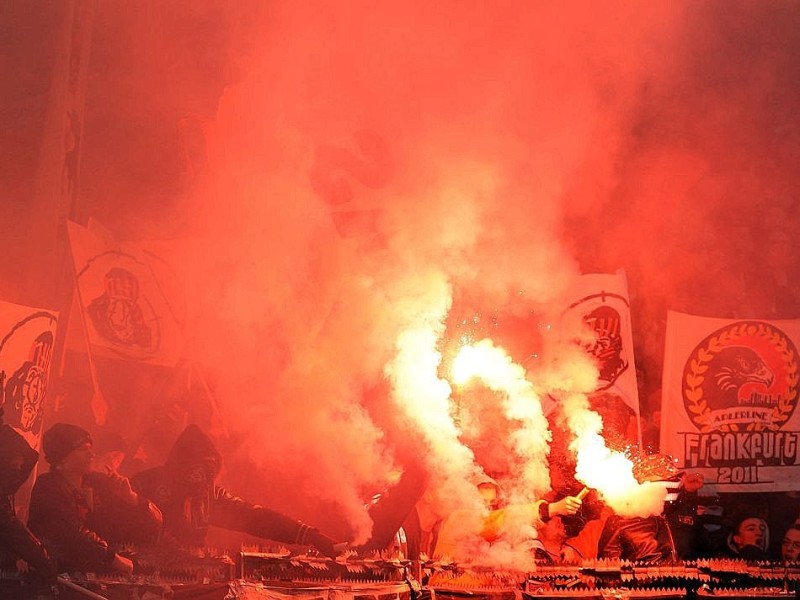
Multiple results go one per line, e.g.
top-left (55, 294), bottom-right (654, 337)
top-left (573, 432), bottom-right (638, 496)
top-left (451, 344), bottom-right (484, 384)
top-left (562, 393), bottom-right (666, 517)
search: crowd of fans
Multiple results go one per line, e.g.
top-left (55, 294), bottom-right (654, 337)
top-left (2, 407), bottom-right (800, 597)
top-left (0, 413), bottom-right (342, 588)
top-left (408, 467), bottom-right (800, 566)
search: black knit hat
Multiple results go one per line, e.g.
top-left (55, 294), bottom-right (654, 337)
top-left (42, 423), bottom-right (92, 466)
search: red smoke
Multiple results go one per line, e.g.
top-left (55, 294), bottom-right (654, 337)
top-left (3, 0), bottom-right (800, 554)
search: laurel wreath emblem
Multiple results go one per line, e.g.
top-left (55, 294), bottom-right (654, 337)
top-left (683, 322), bottom-right (799, 433)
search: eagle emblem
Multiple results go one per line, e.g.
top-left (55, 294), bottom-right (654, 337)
top-left (683, 321), bottom-right (798, 432)
top-left (704, 346), bottom-right (775, 411)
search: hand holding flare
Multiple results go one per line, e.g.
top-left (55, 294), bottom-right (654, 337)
top-left (547, 489), bottom-right (586, 518)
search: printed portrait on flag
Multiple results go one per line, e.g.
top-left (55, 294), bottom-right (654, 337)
top-left (0, 302), bottom-right (58, 449)
top-left (67, 220), bottom-right (184, 366)
top-left (561, 270), bottom-right (642, 448)
top-left (661, 311), bottom-right (800, 492)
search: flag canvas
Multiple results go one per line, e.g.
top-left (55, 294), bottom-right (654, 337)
top-left (66, 220), bottom-right (184, 366)
top-left (661, 310), bottom-right (800, 492)
top-left (561, 269), bottom-right (642, 446)
top-left (0, 300), bottom-right (58, 449)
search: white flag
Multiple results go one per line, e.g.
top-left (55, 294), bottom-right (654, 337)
top-left (561, 269), bottom-right (642, 446)
top-left (67, 220), bottom-right (184, 366)
top-left (0, 300), bottom-right (59, 449)
top-left (661, 310), bottom-right (800, 492)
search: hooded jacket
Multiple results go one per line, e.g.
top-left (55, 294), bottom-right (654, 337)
top-left (0, 424), bottom-right (52, 573)
top-left (132, 425), bottom-right (338, 553)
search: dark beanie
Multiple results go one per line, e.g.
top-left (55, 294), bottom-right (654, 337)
top-left (42, 423), bottom-right (92, 466)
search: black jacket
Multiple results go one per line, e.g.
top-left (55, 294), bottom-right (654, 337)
top-left (132, 425), bottom-right (337, 553)
top-left (597, 514), bottom-right (677, 563)
top-left (0, 424), bottom-right (51, 573)
top-left (28, 469), bottom-right (162, 573)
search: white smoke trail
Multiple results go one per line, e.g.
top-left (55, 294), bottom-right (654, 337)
top-left (451, 339), bottom-right (551, 500)
top-left (563, 391), bottom-right (667, 517)
top-left (384, 270), bottom-right (486, 519)
top-left (535, 340), bottom-right (667, 517)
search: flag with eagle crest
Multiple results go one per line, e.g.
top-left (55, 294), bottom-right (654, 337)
top-left (660, 310), bottom-right (800, 492)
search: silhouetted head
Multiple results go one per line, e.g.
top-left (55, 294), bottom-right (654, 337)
top-left (166, 424), bottom-right (222, 494)
top-left (42, 423), bottom-right (93, 474)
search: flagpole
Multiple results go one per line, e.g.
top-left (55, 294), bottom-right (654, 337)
top-left (192, 361), bottom-right (229, 438)
top-left (45, 0), bottom-right (98, 424)
top-left (71, 276), bottom-right (108, 426)
top-left (138, 246), bottom-right (228, 438)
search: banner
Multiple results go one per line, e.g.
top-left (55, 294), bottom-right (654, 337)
top-left (561, 269), bottom-right (642, 447)
top-left (0, 300), bottom-right (59, 450)
top-left (66, 220), bottom-right (185, 366)
top-left (309, 129), bottom-right (394, 246)
top-left (660, 311), bottom-right (800, 492)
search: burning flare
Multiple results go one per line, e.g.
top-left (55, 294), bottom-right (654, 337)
top-left (562, 392), bottom-right (667, 517)
top-left (452, 339), bottom-right (551, 498)
top-left (384, 278), bottom-right (486, 518)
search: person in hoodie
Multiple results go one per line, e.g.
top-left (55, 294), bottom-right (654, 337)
top-left (28, 423), bottom-right (163, 574)
top-left (0, 407), bottom-right (53, 577)
top-left (132, 424), bottom-right (343, 555)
